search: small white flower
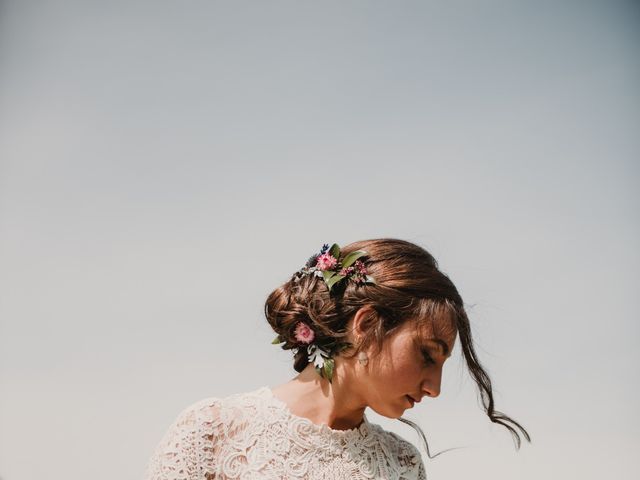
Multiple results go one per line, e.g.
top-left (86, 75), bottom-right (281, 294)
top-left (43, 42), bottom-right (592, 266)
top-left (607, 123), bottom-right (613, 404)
top-left (314, 269), bottom-right (323, 278)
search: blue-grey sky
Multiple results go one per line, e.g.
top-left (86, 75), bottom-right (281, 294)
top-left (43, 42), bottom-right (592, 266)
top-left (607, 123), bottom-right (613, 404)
top-left (1, 1), bottom-right (638, 479)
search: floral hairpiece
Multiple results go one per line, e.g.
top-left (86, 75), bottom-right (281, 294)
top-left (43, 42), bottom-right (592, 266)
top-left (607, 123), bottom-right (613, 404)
top-left (294, 243), bottom-right (376, 292)
top-left (272, 320), bottom-right (350, 382)
top-left (271, 243), bottom-right (376, 382)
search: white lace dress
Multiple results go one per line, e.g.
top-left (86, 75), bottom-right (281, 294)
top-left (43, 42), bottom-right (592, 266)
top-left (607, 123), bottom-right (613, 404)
top-left (144, 386), bottom-right (426, 480)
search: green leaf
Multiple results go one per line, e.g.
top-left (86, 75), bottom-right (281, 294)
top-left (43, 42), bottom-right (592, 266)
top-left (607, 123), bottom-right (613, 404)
top-left (329, 243), bottom-right (341, 260)
top-left (322, 270), bottom-right (336, 282)
top-left (271, 335), bottom-right (284, 344)
top-left (326, 274), bottom-right (345, 291)
top-left (341, 250), bottom-right (367, 268)
top-left (323, 357), bottom-right (335, 383)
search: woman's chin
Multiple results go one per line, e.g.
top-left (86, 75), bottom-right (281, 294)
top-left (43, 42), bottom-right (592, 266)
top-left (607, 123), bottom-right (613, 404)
top-left (369, 401), bottom-right (407, 419)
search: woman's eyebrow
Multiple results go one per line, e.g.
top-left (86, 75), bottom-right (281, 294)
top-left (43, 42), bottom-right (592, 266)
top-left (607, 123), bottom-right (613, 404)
top-left (424, 339), bottom-right (451, 358)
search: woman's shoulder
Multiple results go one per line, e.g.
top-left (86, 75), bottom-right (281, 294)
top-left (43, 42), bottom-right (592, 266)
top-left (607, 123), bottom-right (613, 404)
top-left (144, 387), bottom-right (277, 480)
top-left (367, 423), bottom-right (425, 473)
top-left (171, 386), bottom-right (272, 426)
top-left (372, 424), bottom-right (421, 452)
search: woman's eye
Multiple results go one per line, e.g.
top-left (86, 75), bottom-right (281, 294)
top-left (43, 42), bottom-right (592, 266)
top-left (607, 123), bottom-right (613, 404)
top-left (421, 348), bottom-right (434, 366)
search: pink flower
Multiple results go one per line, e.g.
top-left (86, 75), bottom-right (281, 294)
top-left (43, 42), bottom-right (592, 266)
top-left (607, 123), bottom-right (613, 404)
top-left (339, 266), bottom-right (355, 276)
top-left (294, 322), bottom-right (315, 344)
top-left (354, 260), bottom-right (368, 274)
top-left (315, 253), bottom-right (338, 271)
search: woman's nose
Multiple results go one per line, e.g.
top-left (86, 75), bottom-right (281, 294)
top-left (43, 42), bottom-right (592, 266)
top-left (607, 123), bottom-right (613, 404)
top-left (422, 372), bottom-right (442, 398)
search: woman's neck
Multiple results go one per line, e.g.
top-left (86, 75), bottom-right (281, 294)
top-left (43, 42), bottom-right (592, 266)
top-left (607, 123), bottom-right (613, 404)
top-left (270, 363), bottom-right (366, 430)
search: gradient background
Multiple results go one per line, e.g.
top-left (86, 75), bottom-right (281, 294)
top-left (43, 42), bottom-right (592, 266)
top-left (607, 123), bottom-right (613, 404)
top-left (1, 1), bottom-right (638, 479)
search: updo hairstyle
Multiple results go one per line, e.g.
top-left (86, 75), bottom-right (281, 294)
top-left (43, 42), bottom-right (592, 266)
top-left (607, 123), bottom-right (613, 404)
top-left (264, 238), bottom-right (530, 448)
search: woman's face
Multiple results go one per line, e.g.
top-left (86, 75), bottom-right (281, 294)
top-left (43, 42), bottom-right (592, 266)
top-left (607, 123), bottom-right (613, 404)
top-left (355, 315), bottom-right (456, 419)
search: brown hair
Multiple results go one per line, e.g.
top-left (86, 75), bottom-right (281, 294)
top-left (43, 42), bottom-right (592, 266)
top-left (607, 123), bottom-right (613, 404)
top-left (264, 238), bottom-right (530, 451)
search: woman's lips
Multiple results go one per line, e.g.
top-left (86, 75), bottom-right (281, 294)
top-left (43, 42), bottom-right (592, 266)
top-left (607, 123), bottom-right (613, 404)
top-left (406, 395), bottom-right (415, 407)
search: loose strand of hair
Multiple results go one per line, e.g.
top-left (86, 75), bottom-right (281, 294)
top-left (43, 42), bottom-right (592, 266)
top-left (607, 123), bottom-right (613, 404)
top-left (397, 417), bottom-right (463, 459)
top-left (456, 312), bottom-right (531, 449)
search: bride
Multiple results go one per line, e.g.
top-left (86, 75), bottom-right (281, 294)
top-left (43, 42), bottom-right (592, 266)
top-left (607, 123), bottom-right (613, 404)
top-left (144, 238), bottom-right (529, 479)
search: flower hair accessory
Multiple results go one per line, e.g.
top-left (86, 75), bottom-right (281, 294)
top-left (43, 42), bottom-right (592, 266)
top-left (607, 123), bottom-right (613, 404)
top-left (272, 321), bottom-right (349, 382)
top-left (272, 243), bottom-right (375, 382)
top-left (294, 243), bottom-right (376, 292)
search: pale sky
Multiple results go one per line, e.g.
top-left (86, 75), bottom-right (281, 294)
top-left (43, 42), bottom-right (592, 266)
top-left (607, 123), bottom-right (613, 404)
top-left (0, 1), bottom-right (638, 479)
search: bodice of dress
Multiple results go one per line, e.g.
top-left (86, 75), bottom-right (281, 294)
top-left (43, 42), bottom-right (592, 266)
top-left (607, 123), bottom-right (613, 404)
top-left (144, 386), bottom-right (426, 480)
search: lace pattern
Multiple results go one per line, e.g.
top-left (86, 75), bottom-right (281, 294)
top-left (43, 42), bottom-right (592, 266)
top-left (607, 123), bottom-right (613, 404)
top-left (145, 387), bottom-right (426, 480)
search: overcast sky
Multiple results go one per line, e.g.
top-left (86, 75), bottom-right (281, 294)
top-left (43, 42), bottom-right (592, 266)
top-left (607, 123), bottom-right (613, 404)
top-left (0, 1), bottom-right (638, 479)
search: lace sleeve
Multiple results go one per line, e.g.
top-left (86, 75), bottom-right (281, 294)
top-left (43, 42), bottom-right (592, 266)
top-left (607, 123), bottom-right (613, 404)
top-left (400, 441), bottom-right (426, 480)
top-left (144, 398), bottom-right (220, 480)
top-left (383, 431), bottom-right (427, 480)
top-left (416, 459), bottom-right (426, 480)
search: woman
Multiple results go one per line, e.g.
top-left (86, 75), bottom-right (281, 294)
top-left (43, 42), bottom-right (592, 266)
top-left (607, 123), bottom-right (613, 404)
top-left (144, 238), bottom-right (529, 479)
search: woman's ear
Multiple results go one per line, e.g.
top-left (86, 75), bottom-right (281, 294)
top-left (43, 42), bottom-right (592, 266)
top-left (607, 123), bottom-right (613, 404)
top-left (350, 305), bottom-right (379, 341)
